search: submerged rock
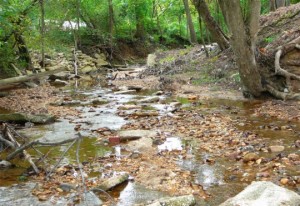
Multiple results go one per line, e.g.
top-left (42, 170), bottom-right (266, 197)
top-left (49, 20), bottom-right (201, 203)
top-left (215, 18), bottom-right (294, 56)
top-left (146, 195), bottom-right (196, 206)
top-left (0, 183), bottom-right (67, 206)
top-left (0, 113), bottom-right (54, 124)
top-left (220, 181), bottom-right (300, 206)
top-left (78, 192), bottom-right (103, 206)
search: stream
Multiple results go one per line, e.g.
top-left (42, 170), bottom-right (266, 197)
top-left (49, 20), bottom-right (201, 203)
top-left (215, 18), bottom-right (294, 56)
top-left (0, 77), bottom-right (299, 206)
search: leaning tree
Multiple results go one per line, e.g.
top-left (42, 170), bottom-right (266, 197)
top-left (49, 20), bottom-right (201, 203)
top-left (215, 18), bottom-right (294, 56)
top-left (219, 0), bottom-right (300, 99)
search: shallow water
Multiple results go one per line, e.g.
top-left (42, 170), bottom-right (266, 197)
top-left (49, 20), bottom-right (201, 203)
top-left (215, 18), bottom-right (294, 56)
top-left (0, 82), bottom-right (299, 205)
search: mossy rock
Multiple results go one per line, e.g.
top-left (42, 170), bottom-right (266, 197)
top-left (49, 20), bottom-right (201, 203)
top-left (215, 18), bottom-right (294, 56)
top-left (0, 113), bottom-right (55, 124)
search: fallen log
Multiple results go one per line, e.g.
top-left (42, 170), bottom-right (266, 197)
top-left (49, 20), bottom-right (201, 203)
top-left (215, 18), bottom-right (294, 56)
top-left (0, 68), bottom-right (66, 90)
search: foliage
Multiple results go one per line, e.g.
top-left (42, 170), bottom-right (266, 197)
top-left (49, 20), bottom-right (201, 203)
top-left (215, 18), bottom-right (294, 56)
top-left (0, 0), bottom-right (300, 77)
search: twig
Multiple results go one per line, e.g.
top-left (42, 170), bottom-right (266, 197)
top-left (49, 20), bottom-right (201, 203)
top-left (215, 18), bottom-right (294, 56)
top-left (0, 133), bottom-right (15, 148)
top-left (75, 133), bottom-right (87, 193)
top-left (6, 137), bottom-right (79, 160)
top-left (91, 188), bottom-right (116, 205)
top-left (46, 138), bottom-right (78, 180)
top-left (3, 124), bottom-right (39, 173)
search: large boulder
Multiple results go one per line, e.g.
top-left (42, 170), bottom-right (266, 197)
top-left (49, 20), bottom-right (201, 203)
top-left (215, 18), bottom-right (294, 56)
top-left (147, 54), bottom-right (157, 68)
top-left (220, 181), bottom-right (300, 206)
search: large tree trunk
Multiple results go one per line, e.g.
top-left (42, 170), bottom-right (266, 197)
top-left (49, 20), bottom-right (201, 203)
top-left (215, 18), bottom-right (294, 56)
top-left (193, 0), bottom-right (229, 50)
top-left (219, 0), bottom-right (263, 97)
top-left (183, 0), bottom-right (197, 44)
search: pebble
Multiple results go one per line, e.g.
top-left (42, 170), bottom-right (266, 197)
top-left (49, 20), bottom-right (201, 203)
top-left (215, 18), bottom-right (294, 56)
top-left (243, 153), bottom-right (259, 163)
top-left (280, 178), bottom-right (289, 185)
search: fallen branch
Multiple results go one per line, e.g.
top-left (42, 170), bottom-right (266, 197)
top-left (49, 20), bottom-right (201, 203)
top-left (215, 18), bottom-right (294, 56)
top-left (0, 68), bottom-right (66, 90)
top-left (3, 123), bottom-right (39, 173)
top-left (46, 137), bottom-right (79, 179)
top-left (76, 134), bottom-right (87, 193)
top-left (6, 136), bottom-right (79, 161)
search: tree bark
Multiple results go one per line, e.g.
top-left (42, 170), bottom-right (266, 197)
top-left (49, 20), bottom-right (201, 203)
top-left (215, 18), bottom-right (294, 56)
top-left (40, 0), bottom-right (45, 69)
top-left (108, 0), bottom-right (115, 59)
top-left (219, 0), bottom-right (263, 97)
top-left (193, 0), bottom-right (229, 50)
top-left (183, 0), bottom-right (197, 44)
top-left (13, 31), bottom-right (33, 71)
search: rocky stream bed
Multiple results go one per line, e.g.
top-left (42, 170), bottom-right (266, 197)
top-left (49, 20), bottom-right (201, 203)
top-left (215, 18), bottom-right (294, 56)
top-left (0, 68), bottom-right (299, 205)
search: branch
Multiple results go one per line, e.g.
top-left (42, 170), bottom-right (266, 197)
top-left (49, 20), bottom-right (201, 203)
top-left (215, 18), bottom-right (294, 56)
top-left (6, 136), bottom-right (79, 161)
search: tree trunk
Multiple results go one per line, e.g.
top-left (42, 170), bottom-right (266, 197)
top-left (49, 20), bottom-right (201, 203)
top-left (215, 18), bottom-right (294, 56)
top-left (270, 0), bottom-right (276, 11)
top-left (13, 32), bottom-right (33, 71)
top-left (76, 0), bottom-right (81, 49)
top-left (108, 0), bottom-right (115, 59)
top-left (40, 0), bottom-right (45, 69)
top-left (219, 0), bottom-right (263, 97)
top-left (183, 0), bottom-right (197, 44)
top-left (193, 0), bottom-right (229, 50)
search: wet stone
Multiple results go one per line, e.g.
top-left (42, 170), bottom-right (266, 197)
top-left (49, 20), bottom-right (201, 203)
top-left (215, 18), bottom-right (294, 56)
top-left (243, 153), bottom-right (259, 163)
top-left (269, 145), bottom-right (285, 153)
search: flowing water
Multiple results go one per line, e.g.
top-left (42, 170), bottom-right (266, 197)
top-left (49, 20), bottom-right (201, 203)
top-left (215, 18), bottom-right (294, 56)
top-left (0, 79), bottom-right (299, 205)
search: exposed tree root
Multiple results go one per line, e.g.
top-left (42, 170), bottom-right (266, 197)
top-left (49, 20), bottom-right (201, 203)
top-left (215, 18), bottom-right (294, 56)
top-left (267, 40), bottom-right (300, 100)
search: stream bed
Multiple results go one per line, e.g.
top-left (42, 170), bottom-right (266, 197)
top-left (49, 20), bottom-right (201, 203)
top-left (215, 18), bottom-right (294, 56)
top-left (0, 79), bottom-right (299, 206)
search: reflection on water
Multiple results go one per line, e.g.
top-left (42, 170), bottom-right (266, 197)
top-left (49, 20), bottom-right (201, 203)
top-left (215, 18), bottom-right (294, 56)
top-left (158, 137), bottom-right (183, 152)
top-left (115, 182), bottom-right (168, 206)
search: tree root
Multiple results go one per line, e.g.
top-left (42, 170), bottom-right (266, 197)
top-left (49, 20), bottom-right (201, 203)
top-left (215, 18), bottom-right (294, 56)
top-left (271, 40), bottom-right (300, 100)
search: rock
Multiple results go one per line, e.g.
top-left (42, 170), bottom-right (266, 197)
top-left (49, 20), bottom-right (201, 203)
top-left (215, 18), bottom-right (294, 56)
top-left (269, 145), bottom-right (285, 153)
top-left (78, 192), bottom-right (103, 206)
top-left (118, 130), bottom-right (157, 139)
top-left (0, 113), bottom-right (55, 124)
top-left (243, 153), bottom-right (259, 163)
top-left (147, 195), bottom-right (196, 206)
top-left (147, 54), bottom-right (157, 68)
top-left (48, 72), bottom-right (70, 81)
top-left (154, 91), bottom-right (164, 95)
top-left (118, 105), bottom-right (142, 110)
top-left (220, 181), bottom-right (300, 206)
top-left (0, 160), bottom-right (12, 168)
top-left (91, 99), bottom-right (109, 105)
top-left (280, 178), bottom-right (289, 185)
top-left (127, 85), bottom-right (143, 91)
top-left (0, 183), bottom-right (69, 205)
top-left (138, 96), bottom-right (160, 103)
top-left (81, 66), bottom-right (97, 74)
top-left (170, 102), bottom-right (182, 108)
top-left (59, 183), bottom-right (76, 192)
top-left (51, 79), bottom-right (69, 87)
top-left (127, 137), bottom-right (154, 152)
top-left (97, 173), bottom-right (129, 191)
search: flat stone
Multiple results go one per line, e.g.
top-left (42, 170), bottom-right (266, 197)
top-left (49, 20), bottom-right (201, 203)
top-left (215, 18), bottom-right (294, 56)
top-left (118, 130), bottom-right (157, 139)
top-left (0, 183), bottom-right (68, 205)
top-left (269, 145), bottom-right (285, 153)
top-left (138, 96), bottom-right (160, 103)
top-left (220, 181), bottom-right (300, 206)
top-left (97, 173), bottom-right (129, 191)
